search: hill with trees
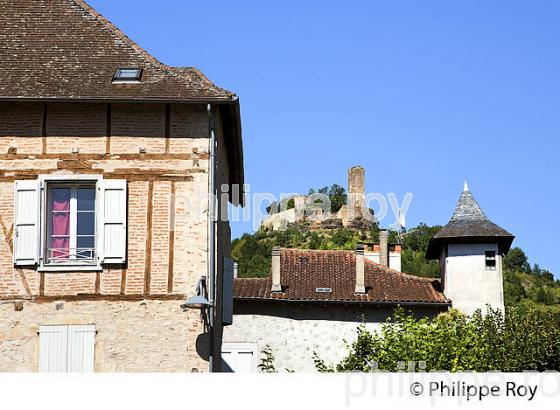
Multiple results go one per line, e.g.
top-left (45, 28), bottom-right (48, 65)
top-left (232, 185), bottom-right (559, 313)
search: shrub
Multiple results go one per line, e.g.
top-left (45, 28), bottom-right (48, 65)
top-left (315, 307), bottom-right (560, 372)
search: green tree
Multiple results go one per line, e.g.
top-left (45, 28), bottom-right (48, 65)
top-left (315, 307), bottom-right (560, 372)
top-left (504, 247), bottom-right (531, 273)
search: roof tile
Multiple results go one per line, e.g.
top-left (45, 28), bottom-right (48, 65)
top-left (234, 248), bottom-right (449, 305)
top-left (0, 0), bottom-right (234, 101)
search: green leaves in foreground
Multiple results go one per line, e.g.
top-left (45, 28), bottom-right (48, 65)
top-left (314, 307), bottom-right (560, 372)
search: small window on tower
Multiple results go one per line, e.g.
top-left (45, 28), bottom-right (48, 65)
top-left (112, 67), bottom-right (142, 83)
top-left (485, 251), bottom-right (496, 270)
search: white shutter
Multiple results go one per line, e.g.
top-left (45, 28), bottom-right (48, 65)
top-left (13, 179), bottom-right (40, 266)
top-left (222, 257), bottom-right (234, 325)
top-left (222, 343), bottom-right (257, 373)
top-left (101, 179), bottom-right (127, 264)
top-left (67, 325), bottom-right (96, 373)
top-left (39, 325), bottom-right (95, 373)
top-left (39, 325), bottom-right (68, 373)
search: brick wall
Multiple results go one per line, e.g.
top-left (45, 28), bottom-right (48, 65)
top-left (0, 101), bottom-right (233, 372)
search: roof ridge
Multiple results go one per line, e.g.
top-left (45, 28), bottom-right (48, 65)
top-left (69, 0), bottom-right (232, 96)
top-left (364, 258), bottom-right (438, 282)
top-left (70, 0), bottom-right (163, 68)
top-left (281, 248), bottom-right (354, 254)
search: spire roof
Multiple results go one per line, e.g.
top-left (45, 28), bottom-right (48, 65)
top-left (426, 183), bottom-right (514, 259)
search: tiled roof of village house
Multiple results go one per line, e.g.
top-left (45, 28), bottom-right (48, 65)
top-left (234, 248), bottom-right (450, 305)
top-left (426, 184), bottom-right (514, 258)
top-left (0, 0), bottom-right (235, 101)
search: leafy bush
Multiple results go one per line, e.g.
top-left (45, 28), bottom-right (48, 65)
top-left (314, 307), bottom-right (560, 372)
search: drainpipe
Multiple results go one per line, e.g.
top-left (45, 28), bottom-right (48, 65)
top-left (207, 104), bottom-right (217, 372)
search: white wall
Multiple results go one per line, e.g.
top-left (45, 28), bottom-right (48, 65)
top-left (261, 208), bottom-right (297, 230)
top-left (223, 303), bottom-right (444, 372)
top-left (365, 251), bottom-right (402, 272)
top-left (444, 243), bottom-right (504, 316)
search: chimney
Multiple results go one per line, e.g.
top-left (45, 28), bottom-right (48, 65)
top-left (233, 261), bottom-right (238, 279)
top-left (271, 246), bottom-right (282, 292)
top-left (355, 244), bottom-right (366, 294)
top-left (379, 229), bottom-right (389, 267)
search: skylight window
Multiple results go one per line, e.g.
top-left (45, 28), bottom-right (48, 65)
top-left (112, 67), bottom-right (142, 82)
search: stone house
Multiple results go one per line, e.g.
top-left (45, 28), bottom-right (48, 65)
top-left (223, 184), bottom-right (513, 372)
top-left (0, 0), bottom-right (243, 372)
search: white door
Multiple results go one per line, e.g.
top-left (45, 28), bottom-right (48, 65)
top-left (222, 343), bottom-right (257, 373)
top-left (39, 325), bottom-right (95, 373)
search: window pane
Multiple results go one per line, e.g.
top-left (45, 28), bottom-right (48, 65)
top-left (77, 188), bottom-right (95, 211)
top-left (51, 188), bottom-right (70, 211)
top-left (77, 212), bottom-right (95, 235)
top-left (117, 68), bottom-right (140, 79)
top-left (51, 237), bottom-right (70, 259)
top-left (52, 212), bottom-right (70, 236)
top-left (77, 236), bottom-right (95, 249)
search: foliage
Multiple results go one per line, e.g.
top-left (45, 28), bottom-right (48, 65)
top-left (315, 307), bottom-right (560, 372)
top-left (399, 223), bottom-right (442, 278)
top-left (266, 197), bottom-right (296, 214)
top-left (504, 247), bottom-right (531, 273)
top-left (308, 184), bottom-right (347, 214)
top-left (258, 345), bottom-right (277, 373)
top-left (232, 226), bottom-right (365, 277)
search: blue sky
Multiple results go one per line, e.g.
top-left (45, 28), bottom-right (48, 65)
top-left (89, 0), bottom-right (560, 276)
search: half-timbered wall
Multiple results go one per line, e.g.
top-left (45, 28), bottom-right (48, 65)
top-left (0, 102), bottom-right (231, 371)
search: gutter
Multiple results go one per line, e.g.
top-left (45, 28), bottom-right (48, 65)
top-left (207, 104), bottom-right (217, 373)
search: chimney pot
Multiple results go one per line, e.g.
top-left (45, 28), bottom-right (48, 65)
top-left (355, 244), bottom-right (366, 294)
top-left (271, 246), bottom-right (281, 292)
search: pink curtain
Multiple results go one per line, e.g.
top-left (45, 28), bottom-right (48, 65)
top-left (51, 189), bottom-right (70, 259)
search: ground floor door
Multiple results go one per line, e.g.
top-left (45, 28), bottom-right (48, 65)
top-left (222, 343), bottom-right (257, 373)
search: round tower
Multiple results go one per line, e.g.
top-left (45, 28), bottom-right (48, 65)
top-left (426, 182), bottom-right (514, 315)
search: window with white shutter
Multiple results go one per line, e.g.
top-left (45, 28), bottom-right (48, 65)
top-left (13, 176), bottom-right (127, 270)
top-left (100, 179), bottom-right (127, 264)
top-left (14, 179), bottom-right (40, 266)
top-left (39, 324), bottom-right (96, 373)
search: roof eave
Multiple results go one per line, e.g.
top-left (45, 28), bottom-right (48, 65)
top-left (426, 234), bottom-right (515, 259)
top-left (0, 96), bottom-right (236, 104)
top-left (234, 296), bottom-right (451, 307)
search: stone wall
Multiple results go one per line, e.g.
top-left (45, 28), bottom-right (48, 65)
top-left (223, 301), bottom-right (446, 372)
top-left (0, 299), bottom-right (207, 372)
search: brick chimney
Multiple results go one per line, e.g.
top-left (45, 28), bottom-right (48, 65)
top-left (355, 244), bottom-right (366, 293)
top-left (379, 229), bottom-right (389, 267)
top-left (271, 246), bottom-right (282, 292)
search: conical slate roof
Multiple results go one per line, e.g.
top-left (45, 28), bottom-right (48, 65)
top-left (426, 182), bottom-right (514, 259)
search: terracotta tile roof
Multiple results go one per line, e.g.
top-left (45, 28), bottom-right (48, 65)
top-left (0, 0), bottom-right (234, 102)
top-left (234, 249), bottom-right (450, 305)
